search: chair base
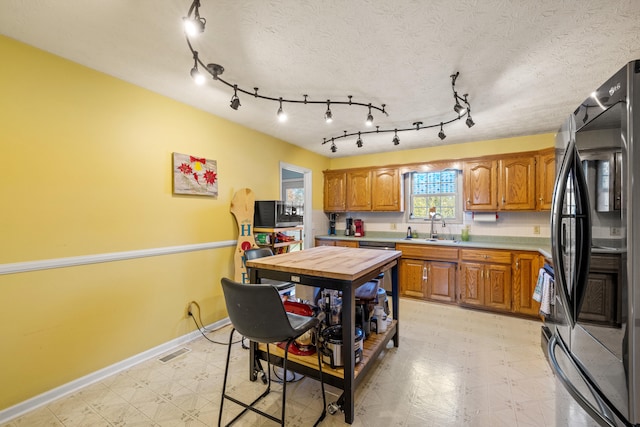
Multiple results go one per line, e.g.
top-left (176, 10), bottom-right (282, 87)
top-left (218, 328), bottom-right (327, 427)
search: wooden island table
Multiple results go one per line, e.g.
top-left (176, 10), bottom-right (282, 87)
top-left (246, 245), bottom-right (401, 424)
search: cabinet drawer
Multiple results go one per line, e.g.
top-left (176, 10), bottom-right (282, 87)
top-left (397, 244), bottom-right (458, 261)
top-left (460, 248), bottom-right (511, 264)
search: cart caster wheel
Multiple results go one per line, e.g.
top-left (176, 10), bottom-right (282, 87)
top-left (260, 372), bottom-right (267, 384)
top-left (327, 402), bottom-right (341, 415)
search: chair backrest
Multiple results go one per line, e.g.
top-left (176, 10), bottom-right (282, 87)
top-left (244, 247), bottom-right (275, 261)
top-left (221, 277), bottom-right (298, 343)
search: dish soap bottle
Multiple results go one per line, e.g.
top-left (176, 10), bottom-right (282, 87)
top-left (406, 226), bottom-right (412, 239)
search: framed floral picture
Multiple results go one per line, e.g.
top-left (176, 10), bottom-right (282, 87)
top-left (172, 152), bottom-right (218, 197)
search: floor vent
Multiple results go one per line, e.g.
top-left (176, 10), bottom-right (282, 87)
top-left (158, 347), bottom-right (191, 364)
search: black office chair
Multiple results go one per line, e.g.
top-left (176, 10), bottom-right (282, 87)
top-left (219, 277), bottom-right (327, 427)
top-left (244, 247), bottom-right (295, 293)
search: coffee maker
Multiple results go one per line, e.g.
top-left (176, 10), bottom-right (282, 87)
top-left (328, 213), bottom-right (338, 235)
top-left (354, 219), bottom-right (365, 237)
top-left (345, 218), bottom-right (353, 236)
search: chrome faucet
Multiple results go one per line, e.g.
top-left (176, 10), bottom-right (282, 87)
top-left (428, 212), bottom-right (443, 239)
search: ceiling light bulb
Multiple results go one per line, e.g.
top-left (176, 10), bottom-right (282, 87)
top-left (190, 67), bottom-right (205, 85)
top-left (325, 101), bottom-right (333, 123)
top-left (277, 107), bottom-right (287, 122)
top-left (277, 98), bottom-right (287, 122)
top-left (183, 17), bottom-right (205, 36)
top-left (365, 105), bottom-right (373, 126)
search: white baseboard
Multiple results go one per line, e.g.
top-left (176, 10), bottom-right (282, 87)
top-left (0, 318), bottom-right (231, 424)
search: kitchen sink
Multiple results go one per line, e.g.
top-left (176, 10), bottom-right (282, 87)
top-left (425, 238), bottom-right (460, 244)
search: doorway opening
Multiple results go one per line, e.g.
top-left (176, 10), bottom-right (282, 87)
top-left (280, 162), bottom-right (311, 249)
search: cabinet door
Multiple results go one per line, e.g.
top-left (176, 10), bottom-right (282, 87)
top-left (459, 262), bottom-right (484, 306)
top-left (512, 252), bottom-right (541, 316)
top-left (346, 170), bottom-right (372, 211)
top-left (536, 151), bottom-right (555, 210)
top-left (464, 160), bottom-right (498, 211)
top-left (324, 171), bottom-right (346, 212)
top-left (427, 261), bottom-right (457, 303)
top-left (485, 263), bottom-right (512, 311)
top-left (371, 167), bottom-right (402, 211)
top-left (399, 258), bottom-right (427, 299)
top-left (499, 156), bottom-right (536, 210)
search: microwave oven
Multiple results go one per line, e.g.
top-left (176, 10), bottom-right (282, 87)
top-left (254, 200), bottom-right (303, 228)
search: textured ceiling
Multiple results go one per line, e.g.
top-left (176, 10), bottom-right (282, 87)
top-left (1, 1), bottom-right (639, 158)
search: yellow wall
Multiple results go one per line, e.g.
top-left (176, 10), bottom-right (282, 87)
top-left (328, 133), bottom-right (554, 169)
top-left (0, 36), bottom-right (329, 409)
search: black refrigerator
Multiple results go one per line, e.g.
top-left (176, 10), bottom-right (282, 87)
top-left (545, 60), bottom-right (640, 426)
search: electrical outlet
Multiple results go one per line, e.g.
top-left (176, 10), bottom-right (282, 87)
top-left (611, 227), bottom-right (621, 236)
top-left (390, 223), bottom-right (397, 230)
top-left (185, 302), bottom-right (193, 318)
top-left (533, 225), bottom-right (540, 235)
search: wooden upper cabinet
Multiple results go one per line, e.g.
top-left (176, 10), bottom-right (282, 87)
top-left (371, 167), bottom-right (402, 211)
top-left (536, 151), bottom-right (555, 210)
top-left (499, 155), bottom-right (536, 210)
top-left (346, 169), bottom-right (372, 211)
top-left (464, 160), bottom-right (498, 211)
top-left (323, 170), bottom-right (346, 212)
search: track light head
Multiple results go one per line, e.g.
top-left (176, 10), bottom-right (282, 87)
top-left (356, 132), bottom-right (363, 148)
top-left (190, 66), bottom-right (205, 85)
top-left (277, 98), bottom-right (287, 122)
top-left (230, 85), bottom-right (240, 110)
top-left (438, 123), bottom-right (446, 140)
top-left (392, 130), bottom-right (400, 145)
top-left (183, 16), bottom-right (206, 36)
top-left (465, 115), bottom-right (475, 128)
top-left (325, 101), bottom-right (333, 123)
top-left (230, 95), bottom-right (240, 110)
top-left (453, 101), bottom-right (466, 115)
top-left (365, 105), bottom-right (373, 126)
top-left (330, 142), bottom-right (337, 153)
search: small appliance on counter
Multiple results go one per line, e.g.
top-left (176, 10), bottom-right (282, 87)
top-left (345, 217), bottom-right (353, 236)
top-left (328, 213), bottom-right (338, 235)
top-left (354, 219), bottom-right (364, 237)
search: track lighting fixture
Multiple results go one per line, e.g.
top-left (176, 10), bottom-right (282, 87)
top-left (184, 0), bottom-right (387, 129)
top-left (438, 123), bottom-right (446, 140)
top-left (277, 98), bottom-right (287, 122)
top-left (183, 1), bottom-right (476, 154)
top-left (322, 73), bottom-right (475, 152)
top-left (230, 85), bottom-right (240, 110)
top-left (366, 104), bottom-right (374, 126)
top-left (325, 101), bottom-right (333, 123)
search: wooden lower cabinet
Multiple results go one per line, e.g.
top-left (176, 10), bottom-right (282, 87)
top-left (459, 248), bottom-right (512, 312)
top-left (399, 258), bottom-right (456, 302)
top-left (512, 252), bottom-right (542, 316)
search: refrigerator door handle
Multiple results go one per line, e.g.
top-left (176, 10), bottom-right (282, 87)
top-left (548, 335), bottom-right (618, 427)
top-left (551, 142), bottom-right (577, 326)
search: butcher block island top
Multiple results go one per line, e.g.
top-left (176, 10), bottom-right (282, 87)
top-left (245, 245), bottom-right (402, 282)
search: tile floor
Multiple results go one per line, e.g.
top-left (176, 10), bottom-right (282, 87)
top-left (2, 298), bottom-right (600, 426)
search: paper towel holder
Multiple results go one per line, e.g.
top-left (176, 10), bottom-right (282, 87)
top-left (472, 212), bottom-right (499, 222)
